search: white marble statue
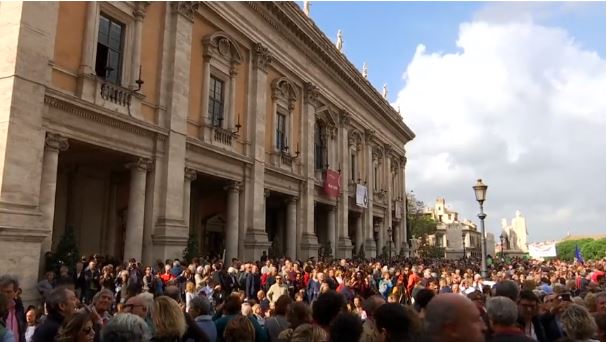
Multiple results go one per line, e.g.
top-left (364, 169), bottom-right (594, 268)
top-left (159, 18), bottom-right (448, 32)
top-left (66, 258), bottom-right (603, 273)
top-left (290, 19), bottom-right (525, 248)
top-left (382, 83), bottom-right (388, 99)
top-left (336, 30), bottom-right (343, 52)
top-left (510, 210), bottom-right (528, 252)
top-left (362, 62), bottom-right (368, 79)
top-left (303, 0), bottom-right (311, 17)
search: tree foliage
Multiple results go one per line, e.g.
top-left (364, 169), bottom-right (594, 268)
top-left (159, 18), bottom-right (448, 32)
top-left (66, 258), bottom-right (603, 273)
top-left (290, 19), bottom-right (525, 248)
top-left (406, 192), bottom-right (437, 239)
top-left (556, 238), bottom-right (605, 261)
top-left (182, 231), bottom-right (200, 263)
top-left (49, 225), bottom-right (80, 273)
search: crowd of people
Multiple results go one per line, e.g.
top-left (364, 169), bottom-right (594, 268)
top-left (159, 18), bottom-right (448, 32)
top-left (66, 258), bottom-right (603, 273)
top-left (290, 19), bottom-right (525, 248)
top-left (0, 253), bottom-right (605, 342)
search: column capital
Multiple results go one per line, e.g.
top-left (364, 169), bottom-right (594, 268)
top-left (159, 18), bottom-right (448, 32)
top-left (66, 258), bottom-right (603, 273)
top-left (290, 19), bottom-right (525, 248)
top-left (184, 167), bottom-right (197, 181)
top-left (224, 181), bottom-right (241, 192)
top-left (284, 196), bottom-right (298, 204)
top-left (304, 82), bottom-right (320, 107)
top-left (126, 158), bottom-right (153, 172)
top-left (45, 133), bottom-right (69, 152)
top-left (338, 109), bottom-right (351, 126)
top-left (132, 2), bottom-right (150, 20)
top-left (364, 128), bottom-right (375, 143)
top-left (253, 42), bottom-right (272, 72)
top-left (264, 189), bottom-right (271, 198)
top-left (171, 1), bottom-right (201, 22)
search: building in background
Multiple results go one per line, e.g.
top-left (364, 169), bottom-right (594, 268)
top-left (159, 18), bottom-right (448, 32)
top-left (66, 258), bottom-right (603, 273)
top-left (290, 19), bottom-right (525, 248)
top-left (0, 1), bottom-right (414, 302)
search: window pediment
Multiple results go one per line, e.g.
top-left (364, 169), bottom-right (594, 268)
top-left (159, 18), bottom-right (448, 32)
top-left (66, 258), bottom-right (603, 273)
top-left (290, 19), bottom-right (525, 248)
top-left (203, 32), bottom-right (243, 66)
top-left (271, 77), bottom-right (297, 111)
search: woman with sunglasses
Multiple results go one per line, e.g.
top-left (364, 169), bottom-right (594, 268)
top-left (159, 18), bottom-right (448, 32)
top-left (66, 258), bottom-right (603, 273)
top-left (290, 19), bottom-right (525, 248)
top-left (55, 312), bottom-right (95, 342)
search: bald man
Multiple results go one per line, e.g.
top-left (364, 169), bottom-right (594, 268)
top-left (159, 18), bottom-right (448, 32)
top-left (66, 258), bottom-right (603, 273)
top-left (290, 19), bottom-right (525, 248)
top-left (423, 293), bottom-right (486, 342)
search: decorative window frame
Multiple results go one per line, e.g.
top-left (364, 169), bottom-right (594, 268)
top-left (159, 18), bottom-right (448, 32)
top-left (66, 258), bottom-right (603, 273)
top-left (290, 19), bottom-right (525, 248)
top-left (348, 129), bottom-right (363, 183)
top-left (202, 32), bottom-right (243, 132)
top-left (271, 77), bottom-right (297, 153)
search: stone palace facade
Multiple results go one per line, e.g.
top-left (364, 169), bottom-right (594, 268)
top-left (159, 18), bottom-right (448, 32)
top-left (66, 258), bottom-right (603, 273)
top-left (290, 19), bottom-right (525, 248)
top-left (0, 1), bottom-right (414, 301)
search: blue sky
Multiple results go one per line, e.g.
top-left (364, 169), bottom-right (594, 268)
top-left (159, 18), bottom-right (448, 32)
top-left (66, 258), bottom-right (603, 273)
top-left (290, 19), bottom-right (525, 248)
top-left (301, 1), bottom-right (606, 243)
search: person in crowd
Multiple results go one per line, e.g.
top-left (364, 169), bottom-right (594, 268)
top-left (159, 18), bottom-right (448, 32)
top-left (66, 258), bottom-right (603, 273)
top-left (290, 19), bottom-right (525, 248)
top-left (153, 296), bottom-right (187, 342)
top-left (265, 295), bottom-right (291, 342)
top-left (123, 294), bottom-right (150, 328)
top-left (55, 311), bottom-right (95, 342)
top-left (495, 280), bottom-right (521, 302)
top-left (0, 276), bottom-right (25, 342)
top-left (267, 276), bottom-right (289, 306)
top-left (100, 266), bottom-right (115, 294)
top-left (24, 307), bottom-right (38, 342)
top-left (84, 261), bottom-right (101, 304)
top-left (56, 266), bottom-right (74, 288)
top-left (223, 315), bottom-right (254, 342)
top-left (351, 295), bottom-right (367, 320)
top-left (517, 290), bottom-right (547, 341)
top-left (378, 272), bottom-right (393, 299)
top-left (74, 262), bottom-right (86, 302)
top-left (423, 293), bottom-right (486, 342)
top-left (0, 293), bottom-right (16, 342)
top-left (189, 296), bottom-right (217, 342)
top-left (185, 282), bottom-right (196, 312)
top-left (90, 288), bottom-right (113, 336)
top-left (560, 304), bottom-right (599, 342)
top-left (329, 312), bottom-right (363, 342)
top-left (374, 303), bottom-right (420, 342)
top-left (311, 290), bottom-right (345, 334)
top-left (36, 272), bottom-right (55, 300)
top-left (163, 286), bottom-right (208, 342)
top-left (306, 272), bottom-right (323, 304)
top-left (100, 313), bottom-right (151, 342)
top-left (214, 294), bottom-right (267, 342)
top-left (486, 296), bottom-right (535, 342)
top-left (360, 295), bottom-right (385, 342)
top-left (245, 265), bottom-right (261, 302)
top-left (413, 288), bottom-right (435, 319)
top-left (33, 286), bottom-right (77, 342)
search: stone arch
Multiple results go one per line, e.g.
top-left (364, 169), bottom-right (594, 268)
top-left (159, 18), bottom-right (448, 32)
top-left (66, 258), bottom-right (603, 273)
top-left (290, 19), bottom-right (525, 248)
top-left (271, 77), bottom-right (297, 110)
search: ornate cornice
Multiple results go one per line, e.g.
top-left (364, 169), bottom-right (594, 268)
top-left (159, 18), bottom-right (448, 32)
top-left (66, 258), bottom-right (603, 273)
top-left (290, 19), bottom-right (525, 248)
top-left (171, 1), bottom-right (202, 22)
top-left (253, 42), bottom-right (273, 72)
top-left (246, 2), bottom-right (415, 142)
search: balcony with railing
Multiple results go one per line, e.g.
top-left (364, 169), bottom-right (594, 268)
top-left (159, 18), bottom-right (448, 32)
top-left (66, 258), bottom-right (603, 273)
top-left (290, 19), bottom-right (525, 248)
top-left (100, 82), bottom-right (133, 107)
top-left (213, 127), bottom-right (233, 146)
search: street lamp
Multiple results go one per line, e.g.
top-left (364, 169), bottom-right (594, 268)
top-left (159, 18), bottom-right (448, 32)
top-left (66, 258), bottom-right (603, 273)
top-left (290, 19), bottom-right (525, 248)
top-left (473, 179), bottom-right (488, 279)
top-left (499, 232), bottom-right (506, 259)
top-left (387, 226), bottom-right (393, 259)
top-left (461, 230), bottom-right (466, 259)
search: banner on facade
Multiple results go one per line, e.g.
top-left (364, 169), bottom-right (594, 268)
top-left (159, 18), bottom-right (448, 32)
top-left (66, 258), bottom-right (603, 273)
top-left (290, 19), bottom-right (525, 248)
top-left (355, 184), bottom-right (368, 208)
top-left (394, 202), bottom-right (402, 219)
top-left (528, 242), bottom-right (557, 258)
top-left (323, 169), bottom-right (341, 199)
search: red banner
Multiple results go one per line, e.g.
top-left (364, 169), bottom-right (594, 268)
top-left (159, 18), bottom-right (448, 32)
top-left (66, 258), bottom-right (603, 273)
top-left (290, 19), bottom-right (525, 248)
top-left (324, 169), bottom-right (341, 198)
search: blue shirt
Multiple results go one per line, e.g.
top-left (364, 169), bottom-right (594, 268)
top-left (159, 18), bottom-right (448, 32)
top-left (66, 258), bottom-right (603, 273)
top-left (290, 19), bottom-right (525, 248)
top-left (195, 315), bottom-right (217, 342)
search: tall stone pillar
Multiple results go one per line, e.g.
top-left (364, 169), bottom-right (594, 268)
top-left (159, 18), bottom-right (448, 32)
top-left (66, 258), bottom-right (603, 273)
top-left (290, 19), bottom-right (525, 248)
top-left (124, 158), bottom-right (151, 262)
top-left (39, 133), bottom-right (69, 266)
top-left (355, 214), bottom-right (363, 254)
top-left (152, 3), bottom-right (197, 260)
top-left (299, 82), bottom-right (320, 259)
top-left (327, 207), bottom-right (336, 256)
top-left (105, 178), bottom-right (119, 257)
top-left (401, 155), bottom-right (409, 255)
top-left (285, 197), bottom-right (297, 260)
top-left (364, 130), bottom-right (377, 257)
top-left (183, 168), bottom-right (197, 229)
top-left (384, 146), bottom-right (393, 255)
top-left (225, 182), bottom-right (240, 263)
top-left (243, 43), bottom-right (272, 261)
top-left (336, 110), bottom-right (352, 258)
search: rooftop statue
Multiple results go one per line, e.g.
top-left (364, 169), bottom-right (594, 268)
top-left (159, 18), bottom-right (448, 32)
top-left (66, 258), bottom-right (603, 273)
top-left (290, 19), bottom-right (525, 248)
top-left (336, 29), bottom-right (343, 52)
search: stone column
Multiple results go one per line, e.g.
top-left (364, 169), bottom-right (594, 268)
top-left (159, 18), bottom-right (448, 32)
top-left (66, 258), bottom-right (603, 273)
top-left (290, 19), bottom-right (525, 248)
top-left (401, 155), bottom-right (408, 255)
top-left (364, 130), bottom-right (376, 257)
top-left (79, 1), bottom-right (97, 75)
top-left (228, 66), bottom-right (237, 129)
top-left (200, 55), bottom-right (212, 141)
top-left (130, 5), bottom-right (146, 89)
top-left (225, 182), bottom-right (240, 262)
top-left (243, 43), bottom-right (272, 261)
top-left (285, 197), bottom-right (297, 259)
top-left (299, 82), bottom-right (320, 259)
top-left (183, 168), bottom-right (197, 229)
top-left (355, 214), bottom-right (363, 253)
top-left (124, 158), bottom-right (151, 262)
top-left (336, 110), bottom-right (352, 258)
top-left (39, 133), bottom-right (69, 257)
top-left (327, 207), bottom-right (336, 256)
top-left (385, 146), bottom-right (393, 254)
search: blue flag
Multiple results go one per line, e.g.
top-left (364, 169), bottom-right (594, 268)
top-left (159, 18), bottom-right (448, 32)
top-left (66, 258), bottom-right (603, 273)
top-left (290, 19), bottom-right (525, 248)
top-left (575, 244), bottom-right (584, 264)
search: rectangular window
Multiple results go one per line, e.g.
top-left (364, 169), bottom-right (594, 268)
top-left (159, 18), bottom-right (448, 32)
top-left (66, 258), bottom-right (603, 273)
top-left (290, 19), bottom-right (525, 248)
top-left (314, 123), bottom-right (325, 170)
top-left (95, 14), bottom-right (124, 84)
top-left (208, 76), bottom-right (225, 127)
top-left (374, 164), bottom-right (379, 189)
top-left (276, 112), bottom-right (286, 150)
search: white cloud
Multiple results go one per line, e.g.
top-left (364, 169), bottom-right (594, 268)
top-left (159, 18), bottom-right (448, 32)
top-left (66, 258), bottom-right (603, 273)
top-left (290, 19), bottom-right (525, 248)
top-left (396, 20), bottom-right (606, 242)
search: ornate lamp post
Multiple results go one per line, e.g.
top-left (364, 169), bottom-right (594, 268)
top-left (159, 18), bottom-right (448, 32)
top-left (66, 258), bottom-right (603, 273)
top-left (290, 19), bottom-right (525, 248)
top-left (473, 179), bottom-right (488, 279)
top-left (461, 230), bottom-right (466, 259)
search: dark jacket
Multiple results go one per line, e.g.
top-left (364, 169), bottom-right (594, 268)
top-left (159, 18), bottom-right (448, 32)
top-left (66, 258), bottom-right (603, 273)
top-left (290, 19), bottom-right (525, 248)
top-left (539, 312), bottom-right (565, 342)
top-left (32, 312), bottom-right (64, 342)
top-left (245, 272), bottom-right (261, 300)
top-left (488, 329), bottom-right (536, 342)
top-left (2, 298), bottom-right (26, 342)
top-left (517, 315), bottom-right (548, 342)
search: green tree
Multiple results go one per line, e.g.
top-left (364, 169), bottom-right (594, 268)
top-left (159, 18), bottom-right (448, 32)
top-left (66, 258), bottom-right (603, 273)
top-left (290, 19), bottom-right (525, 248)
top-left (406, 192), bottom-right (437, 239)
top-left (556, 238), bottom-right (597, 261)
top-left (51, 225), bottom-right (80, 273)
top-left (182, 232), bottom-right (199, 263)
top-left (581, 239), bottom-right (606, 260)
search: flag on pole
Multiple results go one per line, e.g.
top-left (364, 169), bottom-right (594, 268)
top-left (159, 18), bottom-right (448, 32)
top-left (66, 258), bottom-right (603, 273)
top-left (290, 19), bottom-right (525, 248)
top-left (575, 244), bottom-right (584, 264)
